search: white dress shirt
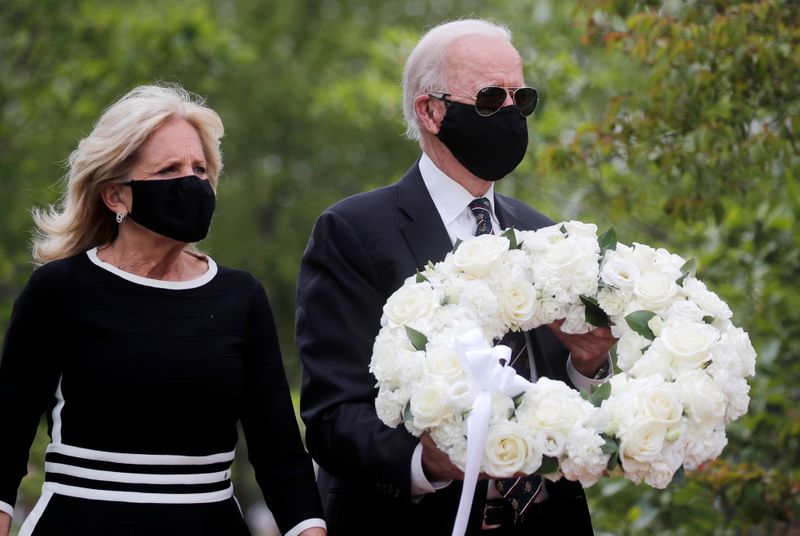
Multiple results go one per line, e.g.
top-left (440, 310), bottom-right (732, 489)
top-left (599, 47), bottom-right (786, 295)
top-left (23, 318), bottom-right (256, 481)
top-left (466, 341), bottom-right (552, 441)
top-left (410, 153), bottom-right (610, 498)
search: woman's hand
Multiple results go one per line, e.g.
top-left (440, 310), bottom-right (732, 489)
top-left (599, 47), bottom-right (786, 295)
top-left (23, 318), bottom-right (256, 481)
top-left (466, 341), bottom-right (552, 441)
top-left (0, 511), bottom-right (11, 536)
top-left (298, 528), bottom-right (326, 536)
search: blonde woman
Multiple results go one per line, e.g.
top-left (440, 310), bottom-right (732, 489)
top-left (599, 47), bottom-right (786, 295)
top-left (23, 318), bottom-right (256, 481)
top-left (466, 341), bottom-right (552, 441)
top-left (0, 85), bottom-right (326, 536)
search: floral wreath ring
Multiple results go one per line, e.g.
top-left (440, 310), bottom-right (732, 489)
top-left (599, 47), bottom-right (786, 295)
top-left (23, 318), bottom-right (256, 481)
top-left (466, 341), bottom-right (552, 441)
top-left (369, 222), bottom-right (755, 498)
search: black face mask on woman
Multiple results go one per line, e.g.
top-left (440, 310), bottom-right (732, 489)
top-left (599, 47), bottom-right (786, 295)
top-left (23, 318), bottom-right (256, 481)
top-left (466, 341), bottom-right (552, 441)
top-left (122, 175), bottom-right (216, 243)
top-left (436, 101), bottom-right (528, 182)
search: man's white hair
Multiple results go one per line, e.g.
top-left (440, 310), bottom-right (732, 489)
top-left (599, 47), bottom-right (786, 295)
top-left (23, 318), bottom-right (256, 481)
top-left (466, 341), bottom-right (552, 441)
top-left (402, 19), bottom-right (512, 141)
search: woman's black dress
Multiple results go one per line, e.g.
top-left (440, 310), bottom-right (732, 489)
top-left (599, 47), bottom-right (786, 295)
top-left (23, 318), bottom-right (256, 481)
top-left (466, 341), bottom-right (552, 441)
top-left (0, 248), bottom-right (324, 535)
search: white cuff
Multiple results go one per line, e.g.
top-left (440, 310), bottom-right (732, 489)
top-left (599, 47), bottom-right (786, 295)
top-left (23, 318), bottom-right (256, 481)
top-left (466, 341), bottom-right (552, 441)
top-left (0, 500), bottom-right (13, 517)
top-left (284, 517), bottom-right (326, 536)
top-left (567, 354), bottom-right (612, 392)
top-left (410, 442), bottom-right (452, 500)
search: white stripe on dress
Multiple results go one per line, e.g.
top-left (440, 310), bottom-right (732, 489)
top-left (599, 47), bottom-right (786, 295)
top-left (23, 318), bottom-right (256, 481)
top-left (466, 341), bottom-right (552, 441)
top-left (41, 482), bottom-right (233, 504)
top-left (45, 462), bottom-right (231, 485)
top-left (46, 443), bottom-right (235, 465)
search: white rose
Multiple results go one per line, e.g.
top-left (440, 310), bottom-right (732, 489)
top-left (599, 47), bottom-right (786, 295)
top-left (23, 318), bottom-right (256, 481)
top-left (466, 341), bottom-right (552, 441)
top-left (520, 226), bottom-right (563, 254)
top-left (664, 300), bottom-right (707, 323)
top-left (425, 344), bottom-right (467, 383)
top-left (681, 278), bottom-right (733, 321)
top-left (370, 337), bottom-right (423, 386)
top-left (563, 220), bottom-right (599, 240)
top-left (538, 429), bottom-right (566, 458)
top-left (382, 283), bottom-right (439, 327)
top-left (601, 254), bottom-right (640, 291)
top-left (637, 381), bottom-right (682, 428)
top-left (628, 342), bottom-right (673, 379)
top-left (660, 321), bottom-right (719, 372)
top-left (446, 381), bottom-right (476, 412)
top-left (633, 271), bottom-right (679, 311)
top-left (483, 422), bottom-right (542, 477)
top-left (498, 279), bottom-right (538, 327)
top-left (409, 380), bottom-right (452, 429)
top-left (619, 418), bottom-right (668, 463)
top-left (677, 370), bottom-right (727, 424)
top-left (452, 235), bottom-right (510, 277)
top-left (615, 331), bottom-right (650, 371)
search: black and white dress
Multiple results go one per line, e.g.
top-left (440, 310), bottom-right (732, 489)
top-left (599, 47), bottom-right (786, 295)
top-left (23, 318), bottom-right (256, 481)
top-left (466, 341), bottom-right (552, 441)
top-left (0, 248), bottom-right (325, 535)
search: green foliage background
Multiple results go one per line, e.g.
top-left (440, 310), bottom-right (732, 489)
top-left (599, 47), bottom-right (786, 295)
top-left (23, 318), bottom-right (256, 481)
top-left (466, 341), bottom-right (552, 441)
top-left (1, 0), bottom-right (797, 534)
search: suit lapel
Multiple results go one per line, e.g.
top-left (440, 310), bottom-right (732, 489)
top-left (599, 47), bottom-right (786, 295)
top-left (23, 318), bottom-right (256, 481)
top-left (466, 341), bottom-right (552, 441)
top-left (398, 162), bottom-right (454, 269)
top-left (493, 193), bottom-right (524, 231)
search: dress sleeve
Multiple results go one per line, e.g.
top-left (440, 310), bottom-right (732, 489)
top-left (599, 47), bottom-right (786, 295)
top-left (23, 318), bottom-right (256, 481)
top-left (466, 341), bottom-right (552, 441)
top-left (296, 210), bottom-right (419, 501)
top-left (239, 276), bottom-right (325, 535)
top-left (0, 265), bottom-right (67, 514)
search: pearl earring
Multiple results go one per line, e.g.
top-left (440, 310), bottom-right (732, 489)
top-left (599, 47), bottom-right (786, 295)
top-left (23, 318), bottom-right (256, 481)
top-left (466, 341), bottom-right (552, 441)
top-left (116, 211), bottom-right (126, 224)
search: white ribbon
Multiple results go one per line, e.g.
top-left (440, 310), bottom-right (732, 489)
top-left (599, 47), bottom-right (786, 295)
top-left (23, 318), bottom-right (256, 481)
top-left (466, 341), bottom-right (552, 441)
top-left (451, 329), bottom-right (532, 536)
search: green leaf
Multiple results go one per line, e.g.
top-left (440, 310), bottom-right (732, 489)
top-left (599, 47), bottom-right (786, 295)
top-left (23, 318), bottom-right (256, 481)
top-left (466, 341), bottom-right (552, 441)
top-left (512, 391), bottom-right (526, 408)
top-left (590, 380), bottom-right (612, 407)
top-left (559, 224), bottom-right (567, 235)
top-left (415, 270), bottom-right (429, 284)
top-left (581, 295), bottom-right (610, 327)
top-left (502, 227), bottom-right (522, 250)
top-left (453, 238), bottom-right (463, 252)
top-left (702, 315), bottom-right (714, 324)
top-left (598, 228), bottom-right (617, 256)
top-left (537, 456), bottom-right (560, 475)
top-left (676, 258), bottom-right (697, 285)
top-left (402, 401), bottom-right (412, 424)
top-left (600, 434), bottom-right (619, 455)
top-left (405, 326), bottom-right (428, 351)
top-left (606, 451), bottom-right (619, 472)
top-left (625, 310), bottom-right (658, 340)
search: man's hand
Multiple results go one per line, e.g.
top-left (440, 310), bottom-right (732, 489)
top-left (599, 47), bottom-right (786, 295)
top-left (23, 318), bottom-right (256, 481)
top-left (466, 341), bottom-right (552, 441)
top-left (548, 319), bottom-right (617, 377)
top-left (420, 432), bottom-right (464, 482)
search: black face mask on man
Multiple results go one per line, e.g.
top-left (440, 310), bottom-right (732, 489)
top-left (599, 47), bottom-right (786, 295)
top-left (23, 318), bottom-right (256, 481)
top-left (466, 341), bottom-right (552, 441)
top-left (436, 101), bottom-right (528, 182)
top-left (122, 175), bottom-right (216, 243)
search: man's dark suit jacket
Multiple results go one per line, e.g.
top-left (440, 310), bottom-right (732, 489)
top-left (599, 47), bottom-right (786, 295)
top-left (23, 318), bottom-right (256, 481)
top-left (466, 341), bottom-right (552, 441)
top-left (296, 162), bottom-right (593, 535)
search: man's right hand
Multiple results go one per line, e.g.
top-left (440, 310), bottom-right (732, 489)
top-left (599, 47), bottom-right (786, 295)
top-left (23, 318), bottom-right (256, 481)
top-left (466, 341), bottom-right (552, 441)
top-left (420, 432), bottom-right (465, 482)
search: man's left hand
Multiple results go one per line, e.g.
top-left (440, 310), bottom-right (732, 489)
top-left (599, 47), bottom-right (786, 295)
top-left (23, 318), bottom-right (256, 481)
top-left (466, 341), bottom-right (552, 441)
top-left (547, 319), bottom-right (618, 377)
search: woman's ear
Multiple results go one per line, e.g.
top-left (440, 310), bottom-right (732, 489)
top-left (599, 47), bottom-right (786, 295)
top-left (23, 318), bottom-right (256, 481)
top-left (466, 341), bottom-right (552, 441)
top-left (414, 94), bottom-right (446, 136)
top-left (100, 182), bottom-right (131, 216)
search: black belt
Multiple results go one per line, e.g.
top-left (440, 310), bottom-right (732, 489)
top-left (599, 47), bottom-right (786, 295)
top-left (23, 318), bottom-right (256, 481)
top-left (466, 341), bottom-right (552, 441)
top-left (482, 497), bottom-right (550, 530)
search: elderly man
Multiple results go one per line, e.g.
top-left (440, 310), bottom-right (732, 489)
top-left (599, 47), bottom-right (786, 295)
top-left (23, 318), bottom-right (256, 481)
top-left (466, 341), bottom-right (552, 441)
top-left (296, 19), bottom-right (616, 535)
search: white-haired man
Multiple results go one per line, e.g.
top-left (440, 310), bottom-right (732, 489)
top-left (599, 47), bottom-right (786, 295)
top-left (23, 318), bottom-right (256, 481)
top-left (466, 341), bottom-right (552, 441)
top-left (297, 19), bottom-right (616, 535)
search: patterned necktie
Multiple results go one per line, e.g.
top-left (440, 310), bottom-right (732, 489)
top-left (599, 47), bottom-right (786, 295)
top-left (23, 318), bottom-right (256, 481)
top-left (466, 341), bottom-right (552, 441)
top-left (469, 197), bottom-right (543, 516)
top-left (469, 197), bottom-right (494, 236)
top-left (494, 332), bottom-right (543, 517)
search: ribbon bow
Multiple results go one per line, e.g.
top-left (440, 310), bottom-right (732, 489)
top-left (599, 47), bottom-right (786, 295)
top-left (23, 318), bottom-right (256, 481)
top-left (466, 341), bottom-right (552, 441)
top-left (451, 329), bottom-right (532, 536)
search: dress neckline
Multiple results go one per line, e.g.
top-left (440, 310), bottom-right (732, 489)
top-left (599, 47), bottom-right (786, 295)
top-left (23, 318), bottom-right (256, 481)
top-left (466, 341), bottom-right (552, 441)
top-left (86, 247), bottom-right (218, 290)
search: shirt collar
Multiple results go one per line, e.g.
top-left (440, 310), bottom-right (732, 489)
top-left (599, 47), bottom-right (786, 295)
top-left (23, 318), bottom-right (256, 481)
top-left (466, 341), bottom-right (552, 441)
top-left (419, 152), bottom-right (495, 226)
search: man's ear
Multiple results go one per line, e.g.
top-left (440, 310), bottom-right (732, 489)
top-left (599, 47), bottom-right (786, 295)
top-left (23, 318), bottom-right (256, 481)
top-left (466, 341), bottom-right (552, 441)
top-left (414, 94), bottom-right (446, 136)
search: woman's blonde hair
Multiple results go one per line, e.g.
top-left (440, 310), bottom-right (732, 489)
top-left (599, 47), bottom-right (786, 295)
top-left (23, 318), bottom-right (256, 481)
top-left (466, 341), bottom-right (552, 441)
top-left (32, 84), bottom-right (224, 264)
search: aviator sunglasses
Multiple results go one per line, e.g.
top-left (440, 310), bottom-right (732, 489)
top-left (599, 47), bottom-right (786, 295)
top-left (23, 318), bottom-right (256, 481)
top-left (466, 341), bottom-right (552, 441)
top-left (429, 86), bottom-right (539, 117)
